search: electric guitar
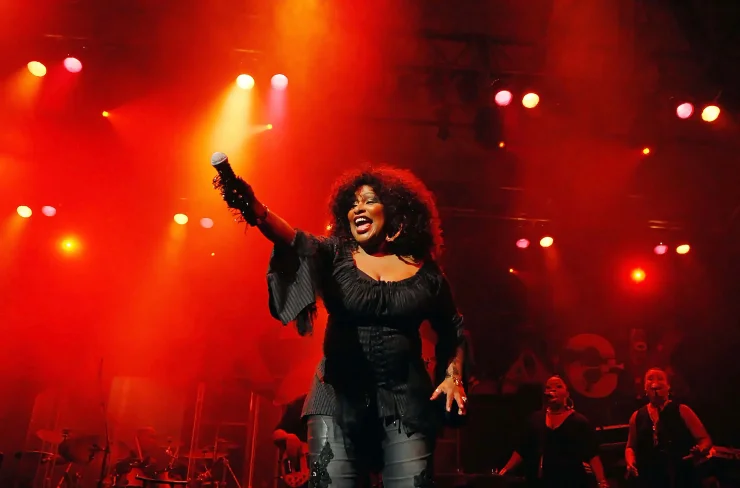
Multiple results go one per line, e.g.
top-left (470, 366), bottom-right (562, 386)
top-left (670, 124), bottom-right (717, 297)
top-left (279, 442), bottom-right (310, 488)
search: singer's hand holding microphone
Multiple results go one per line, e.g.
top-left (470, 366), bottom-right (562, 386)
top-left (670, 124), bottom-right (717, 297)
top-left (211, 152), bottom-right (268, 226)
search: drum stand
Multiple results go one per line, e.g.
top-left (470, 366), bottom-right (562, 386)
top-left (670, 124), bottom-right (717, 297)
top-left (95, 359), bottom-right (112, 488)
top-left (213, 456), bottom-right (243, 488)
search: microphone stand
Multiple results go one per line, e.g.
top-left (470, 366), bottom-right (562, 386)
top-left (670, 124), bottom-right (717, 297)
top-left (96, 358), bottom-right (111, 488)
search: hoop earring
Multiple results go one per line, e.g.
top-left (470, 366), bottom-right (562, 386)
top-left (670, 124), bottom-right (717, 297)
top-left (385, 222), bottom-right (403, 243)
top-left (566, 397), bottom-right (575, 409)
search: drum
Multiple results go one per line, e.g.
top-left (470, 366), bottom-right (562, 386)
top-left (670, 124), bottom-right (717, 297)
top-left (155, 467), bottom-right (186, 482)
top-left (114, 460), bottom-right (146, 487)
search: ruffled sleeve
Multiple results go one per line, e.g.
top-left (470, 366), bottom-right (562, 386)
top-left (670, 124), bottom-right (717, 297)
top-left (429, 272), bottom-right (470, 385)
top-left (267, 230), bottom-right (337, 335)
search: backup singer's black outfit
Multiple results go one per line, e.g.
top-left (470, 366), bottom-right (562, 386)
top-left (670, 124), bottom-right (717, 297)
top-left (275, 395), bottom-right (309, 443)
top-left (630, 403), bottom-right (698, 488)
top-left (267, 231), bottom-right (467, 488)
top-left (517, 411), bottom-right (598, 488)
top-left (276, 395), bottom-right (309, 488)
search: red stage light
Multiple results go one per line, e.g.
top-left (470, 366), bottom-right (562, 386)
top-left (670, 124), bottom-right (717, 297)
top-left (653, 244), bottom-right (667, 255)
top-left (516, 238), bottom-right (530, 249)
top-left (522, 93), bottom-right (540, 108)
top-left (271, 74), bottom-right (288, 90)
top-left (631, 268), bottom-right (646, 283)
top-left (63, 57), bottom-right (82, 73)
top-left (494, 90), bottom-right (512, 107)
top-left (642, 147), bottom-right (651, 155)
top-left (676, 244), bottom-right (690, 255)
top-left (200, 218), bottom-right (214, 229)
top-left (17, 206), bottom-right (32, 218)
top-left (174, 214), bottom-right (188, 225)
top-left (539, 236), bottom-right (553, 248)
top-left (102, 111), bottom-right (109, 117)
top-left (676, 103), bottom-right (693, 119)
top-left (42, 206), bottom-right (57, 217)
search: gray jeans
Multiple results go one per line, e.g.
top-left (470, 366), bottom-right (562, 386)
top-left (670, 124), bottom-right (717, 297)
top-left (306, 415), bottom-right (435, 488)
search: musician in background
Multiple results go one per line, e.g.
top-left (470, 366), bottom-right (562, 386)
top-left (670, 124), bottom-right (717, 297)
top-left (499, 375), bottom-right (608, 488)
top-left (274, 394), bottom-right (308, 487)
top-left (625, 367), bottom-right (712, 488)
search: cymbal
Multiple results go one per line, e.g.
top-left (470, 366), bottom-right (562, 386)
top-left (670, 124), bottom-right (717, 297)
top-left (58, 436), bottom-right (132, 464)
top-left (37, 429), bottom-right (66, 444)
top-left (203, 439), bottom-right (239, 450)
top-left (160, 440), bottom-right (185, 449)
top-left (15, 451), bottom-right (67, 464)
top-left (180, 451), bottom-right (229, 459)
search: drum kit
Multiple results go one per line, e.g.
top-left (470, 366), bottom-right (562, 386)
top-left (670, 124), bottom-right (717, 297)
top-left (20, 427), bottom-right (243, 488)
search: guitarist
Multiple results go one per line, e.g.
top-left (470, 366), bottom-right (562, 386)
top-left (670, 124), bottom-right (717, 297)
top-left (274, 394), bottom-right (308, 488)
top-left (625, 368), bottom-right (712, 488)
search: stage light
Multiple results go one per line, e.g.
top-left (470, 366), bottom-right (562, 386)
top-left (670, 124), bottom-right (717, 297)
top-left (522, 93), bottom-right (540, 109)
top-left (17, 206), bottom-right (32, 218)
top-left (200, 217), bottom-right (214, 229)
top-left (271, 74), bottom-right (288, 90)
top-left (42, 206), bottom-right (57, 217)
top-left (653, 243), bottom-right (667, 255)
top-left (60, 237), bottom-right (79, 254)
top-left (236, 74), bottom-right (255, 90)
top-left (174, 214), bottom-right (188, 225)
top-left (701, 105), bottom-right (720, 122)
top-left (494, 90), bottom-right (512, 107)
top-left (539, 236), bottom-right (553, 248)
top-left (509, 268), bottom-right (515, 273)
top-left (266, 124), bottom-right (273, 130)
top-left (676, 244), bottom-right (690, 255)
top-left (642, 147), bottom-right (651, 155)
top-left (102, 111), bottom-right (109, 117)
top-left (211, 252), bottom-right (215, 257)
top-left (498, 141), bottom-right (505, 148)
top-left (676, 103), bottom-right (693, 119)
top-left (516, 238), bottom-right (530, 249)
top-left (27, 61), bottom-right (47, 77)
top-left (630, 268), bottom-right (646, 283)
top-left (63, 57), bottom-right (82, 73)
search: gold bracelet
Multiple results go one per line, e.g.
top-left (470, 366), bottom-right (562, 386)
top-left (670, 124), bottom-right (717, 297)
top-left (445, 375), bottom-right (462, 386)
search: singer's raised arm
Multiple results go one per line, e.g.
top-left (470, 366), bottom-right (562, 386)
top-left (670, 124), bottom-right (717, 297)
top-left (252, 201), bottom-right (297, 246)
top-left (210, 151), bottom-right (296, 246)
top-left (236, 188), bottom-right (333, 336)
top-left (212, 152), bottom-right (332, 335)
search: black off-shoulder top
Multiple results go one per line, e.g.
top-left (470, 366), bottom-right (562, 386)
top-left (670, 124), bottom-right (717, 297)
top-left (267, 231), bottom-right (468, 438)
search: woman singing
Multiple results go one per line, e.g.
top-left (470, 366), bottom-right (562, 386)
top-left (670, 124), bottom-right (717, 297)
top-left (499, 376), bottom-right (608, 488)
top-left (624, 367), bottom-right (711, 488)
top-left (216, 165), bottom-right (468, 488)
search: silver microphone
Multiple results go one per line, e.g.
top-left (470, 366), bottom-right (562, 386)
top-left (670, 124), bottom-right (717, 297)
top-left (211, 152), bottom-right (237, 182)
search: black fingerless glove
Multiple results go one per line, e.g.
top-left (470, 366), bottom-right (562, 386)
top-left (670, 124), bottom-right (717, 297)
top-left (213, 174), bottom-right (268, 226)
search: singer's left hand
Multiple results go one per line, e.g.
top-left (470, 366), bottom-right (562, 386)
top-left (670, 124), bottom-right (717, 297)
top-left (430, 377), bottom-right (467, 415)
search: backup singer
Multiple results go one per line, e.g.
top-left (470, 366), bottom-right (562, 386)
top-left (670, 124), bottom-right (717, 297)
top-left (274, 394), bottom-right (309, 488)
top-left (218, 166), bottom-right (468, 488)
top-left (274, 394), bottom-right (309, 461)
top-left (624, 367), bottom-right (711, 488)
top-left (499, 376), bottom-right (608, 488)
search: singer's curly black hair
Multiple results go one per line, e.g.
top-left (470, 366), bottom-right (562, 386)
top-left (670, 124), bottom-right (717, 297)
top-left (327, 166), bottom-right (443, 261)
